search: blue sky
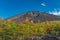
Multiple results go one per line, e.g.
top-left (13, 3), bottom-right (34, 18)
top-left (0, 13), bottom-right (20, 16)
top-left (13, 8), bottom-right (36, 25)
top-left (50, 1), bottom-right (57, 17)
top-left (0, 0), bottom-right (60, 18)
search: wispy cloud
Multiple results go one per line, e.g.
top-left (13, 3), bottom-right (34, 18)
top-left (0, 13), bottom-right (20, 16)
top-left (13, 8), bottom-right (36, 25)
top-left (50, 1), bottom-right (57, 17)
top-left (49, 9), bottom-right (60, 16)
top-left (41, 2), bottom-right (46, 6)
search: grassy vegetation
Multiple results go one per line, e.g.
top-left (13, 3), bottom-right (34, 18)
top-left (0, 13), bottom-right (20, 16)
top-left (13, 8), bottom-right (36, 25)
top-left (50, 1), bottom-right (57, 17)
top-left (0, 18), bottom-right (60, 40)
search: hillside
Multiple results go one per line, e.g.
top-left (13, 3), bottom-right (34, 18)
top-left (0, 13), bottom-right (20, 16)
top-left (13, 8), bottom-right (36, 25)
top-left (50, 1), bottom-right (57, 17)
top-left (0, 11), bottom-right (60, 40)
top-left (6, 11), bottom-right (60, 23)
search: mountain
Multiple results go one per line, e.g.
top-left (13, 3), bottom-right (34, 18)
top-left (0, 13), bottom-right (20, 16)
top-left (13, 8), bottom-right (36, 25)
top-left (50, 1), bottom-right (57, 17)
top-left (6, 11), bottom-right (60, 23)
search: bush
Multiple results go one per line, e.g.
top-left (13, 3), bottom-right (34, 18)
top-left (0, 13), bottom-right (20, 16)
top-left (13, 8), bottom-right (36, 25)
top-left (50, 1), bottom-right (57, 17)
top-left (0, 18), bottom-right (60, 40)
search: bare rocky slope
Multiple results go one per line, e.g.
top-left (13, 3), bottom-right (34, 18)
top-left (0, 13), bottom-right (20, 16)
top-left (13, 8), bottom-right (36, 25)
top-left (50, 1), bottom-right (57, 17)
top-left (6, 11), bottom-right (60, 23)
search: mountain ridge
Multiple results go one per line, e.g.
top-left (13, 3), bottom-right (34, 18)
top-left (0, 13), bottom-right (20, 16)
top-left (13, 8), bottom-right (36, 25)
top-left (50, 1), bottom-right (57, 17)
top-left (6, 11), bottom-right (60, 23)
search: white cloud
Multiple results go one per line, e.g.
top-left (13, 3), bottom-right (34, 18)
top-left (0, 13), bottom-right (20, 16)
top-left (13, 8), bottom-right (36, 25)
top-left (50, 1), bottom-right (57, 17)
top-left (41, 2), bottom-right (46, 6)
top-left (49, 9), bottom-right (60, 16)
